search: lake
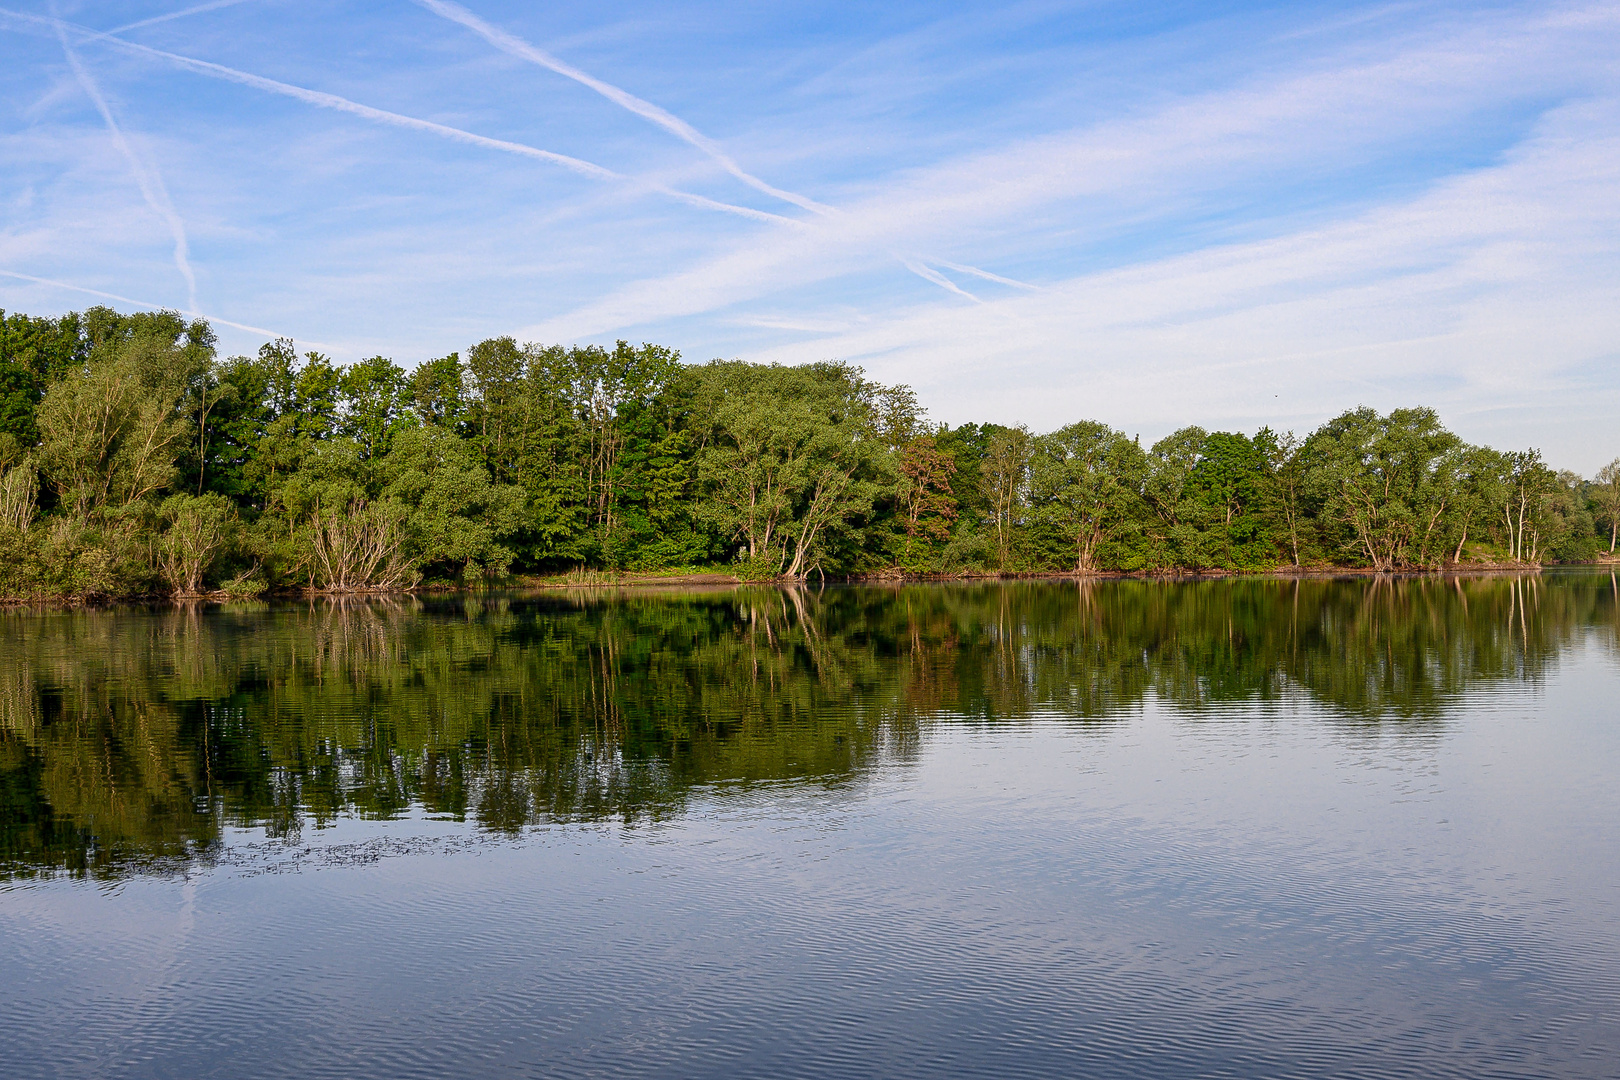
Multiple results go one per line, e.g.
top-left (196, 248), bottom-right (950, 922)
top-left (3, 573), bottom-right (1618, 1079)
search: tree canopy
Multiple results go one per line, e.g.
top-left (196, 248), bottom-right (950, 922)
top-left (0, 305), bottom-right (1613, 598)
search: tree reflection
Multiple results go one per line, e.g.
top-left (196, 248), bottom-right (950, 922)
top-left (2, 573), bottom-right (1615, 877)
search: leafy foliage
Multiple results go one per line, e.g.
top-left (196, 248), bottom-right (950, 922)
top-left (0, 303), bottom-right (1614, 598)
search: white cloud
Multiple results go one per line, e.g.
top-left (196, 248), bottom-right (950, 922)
top-left (745, 98), bottom-right (1620, 470)
top-left (522, 3), bottom-right (1620, 344)
top-left (506, 3), bottom-right (1620, 469)
top-left (2, 1), bottom-right (1616, 470)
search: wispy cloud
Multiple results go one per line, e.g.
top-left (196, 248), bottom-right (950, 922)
top-left (519, 2), bottom-right (1619, 340)
top-left (1, 7), bottom-right (798, 227)
top-left (495, 3), bottom-right (1619, 466)
top-left (15, 6), bottom-right (1011, 307)
top-left (409, 0), bottom-right (1011, 302)
top-left (746, 99), bottom-right (1620, 468)
top-left (414, 0), bottom-right (835, 216)
top-left (1, 0), bottom-right (1614, 468)
top-left (49, 7), bottom-right (198, 312)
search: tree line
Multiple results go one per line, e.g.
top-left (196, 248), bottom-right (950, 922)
top-left (1, 305), bottom-right (1617, 597)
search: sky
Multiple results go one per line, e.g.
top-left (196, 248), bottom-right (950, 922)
top-left (0, 1), bottom-right (1617, 470)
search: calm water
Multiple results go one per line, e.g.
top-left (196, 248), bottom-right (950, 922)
top-left (3, 574), bottom-right (1619, 1079)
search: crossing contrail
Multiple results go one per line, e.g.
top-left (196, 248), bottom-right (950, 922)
top-left (413, 0), bottom-right (836, 216)
top-left (3, 7), bottom-right (798, 226)
top-left (412, 1), bottom-right (1032, 302)
top-left (935, 261), bottom-right (1040, 291)
top-left (902, 260), bottom-right (982, 304)
top-left (52, 8), bottom-right (199, 313)
top-left (4, 6), bottom-right (1029, 307)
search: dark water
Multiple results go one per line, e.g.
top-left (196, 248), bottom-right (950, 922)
top-left (3, 574), bottom-right (1619, 1079)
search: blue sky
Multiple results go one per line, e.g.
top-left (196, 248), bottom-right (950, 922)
top-left (1, 1), bottom-right (1617, 468)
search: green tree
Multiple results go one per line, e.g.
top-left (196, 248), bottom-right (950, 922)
top-left (1192, 432), bottom-right (1275, 569)
top-left (1029, 421), bottom-right (1146, 573)
top-left (1257, 428), bottom-right (1305, 566)
top-left (35, 324), bottom-right (205, 518)
top-left (1592, 458), bottom-right (1620, 554)
top-left (1302, 407), bottom-right (1462, 569)
top-left (338, 355), bottom-right (411, 461)
top-left (1143, 426), bottom-right (1210, 568)
top-left (981, 425), bottom-right (1031, 569)
top-left (1497, 450), bottom-right (1557, 563)
top-left (690, 361), bottom-right (895, 577)
top-left (0, 308), bottom-right (88, 450)
top-left (378, 426), bottom-right (526, 580)
top-left (410, 353), bottom-right (468, 430)
top-left (156, 493), bottom-right (237, 594)
top-left (465, 336), bottom-right (527, 481)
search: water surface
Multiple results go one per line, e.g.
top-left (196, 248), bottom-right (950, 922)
top-left (3, 574), bottom-right (1619, 1078)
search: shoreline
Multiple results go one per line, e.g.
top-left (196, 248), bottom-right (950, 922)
top-left (6, 559), bottom-right (1613, 607)
top-left (517, 561), bottom-right (1581, 590)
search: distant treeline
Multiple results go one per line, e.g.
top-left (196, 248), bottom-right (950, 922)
top-left (0, 305), bottom-right (1617, 597)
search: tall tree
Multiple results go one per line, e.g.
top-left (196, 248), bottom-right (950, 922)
top-left (1193, 431), bottom-right (1274, 568)
top-left (982, 425), bottom-right (1031, 569)
top-left (897, 434), bottom-right (958, 547)
top-left (1029, 421), bottom-right (1146, 573)
top-left (0, 308), bottom-right (88, 454)
top-left (1592, 458), bottom-right (1620, 554)
top-left (35, 318), bottom-right (209, 518)
top-left (1143, 426), bottom-right (1210, 568)
top-left (690, 361), bottom-right (894, 577)
top-left (1303, 407), bottom-right (1462, 570)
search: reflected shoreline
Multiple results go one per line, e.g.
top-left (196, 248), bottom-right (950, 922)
top-left (3, 572), bottom-right (1617, 879)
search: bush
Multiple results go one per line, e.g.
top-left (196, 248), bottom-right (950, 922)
top-left (157, 494), bottom-right (237, 595)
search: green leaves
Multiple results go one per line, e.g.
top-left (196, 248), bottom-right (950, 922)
top-left (5, 301), bottom-right (1620, 595)
top-left (156, 493), bottom-right (237, 595)
top-left (1301, 407), bottom-right (1464, 569)
top-left (35, 322), bottom-right (199, 519)
top-left (687, 360), bottom-right (897, 577)
top-left (379, 425), bottom-right (525, 581)
top-left (1030, 421), bottom-right (1146, 572)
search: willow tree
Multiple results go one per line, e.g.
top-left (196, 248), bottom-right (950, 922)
top-left (982, 425), bottom-right (1031, 568)
top-left (690, 361), bottom-right (901, 577)
top-left (35, 321), bottom-right (208, 518)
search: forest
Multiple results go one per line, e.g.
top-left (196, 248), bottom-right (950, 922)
top-left (0, 304), bottom-right (1617, 598)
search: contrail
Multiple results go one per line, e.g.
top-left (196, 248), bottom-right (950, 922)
top-left (108, 0), bottom-right (258, 35)
top-left (3, 8), bottom-right (797, 226)
top-left (413, 0), bottom-right (836, 216)
top-left (51, 8), bottom-right (199, 313)
top-left (413, 1), bottom-right (1038, 302)
top-left (105, 30), bottom-right (796, 225)
top-left (0, 268), bottom-right (291, 339)
top-left (5, 7), bottom-right (1024, 306)
top-left (935, 260), bottom-right (1040, 291)
top-left (902, 259), bottom-right (982, 304)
